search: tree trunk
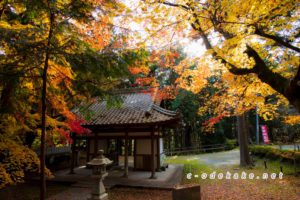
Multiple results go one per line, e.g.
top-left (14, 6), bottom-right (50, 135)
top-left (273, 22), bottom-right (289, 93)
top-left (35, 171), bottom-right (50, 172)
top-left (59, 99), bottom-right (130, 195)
top-left (40, 10), bottom-right (54, 200)
top-left (174, 128), bottom-right (179, 149)
top-left (184, 125), bottom-right (191, 147)
top-left (244, 113), bottom-right (252, 144)
top-left (168, 130), bottom-right (171, 152)
top-left (181, 128), bottom-right (185, 150)
top-left (0, 78), bottom-right (17, 134)
top-left (237, 114), bottom-right (251, 167)
top-left (0, 78), bottom-right (17, 114)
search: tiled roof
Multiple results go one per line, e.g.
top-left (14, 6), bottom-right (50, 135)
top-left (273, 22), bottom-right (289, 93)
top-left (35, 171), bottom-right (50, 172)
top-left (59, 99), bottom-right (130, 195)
top-left (74, 88), bottom-right (179, 126)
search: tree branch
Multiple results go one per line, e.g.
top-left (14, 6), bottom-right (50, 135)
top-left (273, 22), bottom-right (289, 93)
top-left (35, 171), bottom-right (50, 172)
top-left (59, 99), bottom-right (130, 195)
top-left (157, 0), bottom-right (300, 111)
top-left (244, 45), bottom-right (291, 95)
top-left (194, 21), bottom-right (300, 111)
top-left (158, 0), bottom-right (190, 11)
top-left (191, 22), bottom-right (255, 75)
top-left (254, 26), bottom-right (300, 53)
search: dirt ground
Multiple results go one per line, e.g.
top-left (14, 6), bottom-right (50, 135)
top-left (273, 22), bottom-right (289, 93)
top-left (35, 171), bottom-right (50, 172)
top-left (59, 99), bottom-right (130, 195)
top-left (0, 180), bottom-right (71, 200)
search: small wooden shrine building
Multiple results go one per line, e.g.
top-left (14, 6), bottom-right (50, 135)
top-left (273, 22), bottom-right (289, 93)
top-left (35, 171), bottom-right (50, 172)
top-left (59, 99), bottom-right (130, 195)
top-left (70, 87), bottom-right (181, 178)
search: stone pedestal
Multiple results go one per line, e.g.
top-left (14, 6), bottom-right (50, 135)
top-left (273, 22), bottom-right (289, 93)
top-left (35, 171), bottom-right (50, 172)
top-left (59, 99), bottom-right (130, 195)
top-left (88, 173), bottom-right (108, 200)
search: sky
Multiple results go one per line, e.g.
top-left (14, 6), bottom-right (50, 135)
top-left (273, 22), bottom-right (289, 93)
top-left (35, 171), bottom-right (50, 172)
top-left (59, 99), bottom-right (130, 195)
top-left (182, 39), bottom-right (206, 58)
top-left (121, 0), bottom-right (207, 58)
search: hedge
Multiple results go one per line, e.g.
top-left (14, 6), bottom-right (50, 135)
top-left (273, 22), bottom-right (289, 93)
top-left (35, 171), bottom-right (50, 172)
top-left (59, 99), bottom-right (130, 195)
top-left (225, 139), bottom-right (237, 150)
top-left (249, 145), bottom-right (300, 164)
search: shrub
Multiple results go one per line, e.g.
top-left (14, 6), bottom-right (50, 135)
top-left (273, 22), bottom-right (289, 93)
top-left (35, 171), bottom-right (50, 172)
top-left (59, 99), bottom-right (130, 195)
top-left (249, 145), bottom-right (300, 164)
top-left (0, 135), bottom-right (52, 189)
top-left (225, 139), bottom-right (237, 150)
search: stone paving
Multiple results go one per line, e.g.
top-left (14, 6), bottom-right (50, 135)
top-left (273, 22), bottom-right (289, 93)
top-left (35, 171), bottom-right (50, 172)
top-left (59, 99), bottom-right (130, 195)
top-left (47, 164), bottom-right (183, 200)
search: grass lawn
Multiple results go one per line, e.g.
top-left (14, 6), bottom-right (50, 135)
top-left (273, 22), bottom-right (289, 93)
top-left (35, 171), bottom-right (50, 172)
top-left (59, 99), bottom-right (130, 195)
top-left (0, 180), bottom-right (71, 200)
top-left (165, 154), bottom-right (300, 200)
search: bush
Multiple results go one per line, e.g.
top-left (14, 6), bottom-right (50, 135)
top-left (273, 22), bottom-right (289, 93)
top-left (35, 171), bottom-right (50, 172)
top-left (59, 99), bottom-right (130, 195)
top-left (0, 135), bottom-right (52, 189)
top-left (249, 145), bottom-right (300, 164)
top-left (46, 154), bottom-right (71, 171)
top-left (225, 139), bottom-right (237, 150)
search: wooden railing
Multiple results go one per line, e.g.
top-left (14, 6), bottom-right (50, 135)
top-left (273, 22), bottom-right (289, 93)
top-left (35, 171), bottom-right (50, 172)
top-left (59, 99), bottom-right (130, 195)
top-left (163, 144), bottom-right (234, 156)
top-left (35, 146), bottom-right (71, 156)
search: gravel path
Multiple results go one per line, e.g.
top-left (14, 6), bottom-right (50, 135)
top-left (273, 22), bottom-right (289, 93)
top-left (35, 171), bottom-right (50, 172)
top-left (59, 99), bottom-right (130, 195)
top-left (183, 149), bottom-right (240, 168)
top-left (198, 149), bottom-right (240, 167)
top-left (181, 144), bottom-right (299, 168)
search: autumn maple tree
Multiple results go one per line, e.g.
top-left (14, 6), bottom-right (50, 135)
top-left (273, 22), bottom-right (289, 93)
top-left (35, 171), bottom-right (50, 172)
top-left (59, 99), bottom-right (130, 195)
top-left (123, 0), bottom-right (300, 112)
top-left (115, 0), bottom-right (299, 166)
top-left (0, 0), bottom-right (299, 196)
top-left (0, 0), bottom-right (146, 198)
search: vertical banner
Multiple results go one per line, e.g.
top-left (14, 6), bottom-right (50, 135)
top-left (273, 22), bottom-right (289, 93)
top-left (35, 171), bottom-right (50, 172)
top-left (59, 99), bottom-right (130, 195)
top-left (260, 125), bottom-right (269, 144)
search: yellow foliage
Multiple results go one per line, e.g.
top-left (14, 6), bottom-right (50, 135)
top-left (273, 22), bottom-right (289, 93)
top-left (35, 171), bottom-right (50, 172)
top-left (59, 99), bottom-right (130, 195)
top-left (120, 0), bottom-right (299, 123)
top-left (283, 115), bottom-right (300, 126)
top-left (0, 134), bottom-right (52, 189)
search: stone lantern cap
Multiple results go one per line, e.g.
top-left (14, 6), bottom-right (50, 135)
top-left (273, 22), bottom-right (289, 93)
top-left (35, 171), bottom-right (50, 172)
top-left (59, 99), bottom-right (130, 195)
top-left (88, 150), bottom-right (113, 166)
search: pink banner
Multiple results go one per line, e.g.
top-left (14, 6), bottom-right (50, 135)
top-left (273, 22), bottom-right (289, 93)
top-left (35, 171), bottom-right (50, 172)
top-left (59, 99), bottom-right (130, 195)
top-left (261, 125), bottom-right (269, 144)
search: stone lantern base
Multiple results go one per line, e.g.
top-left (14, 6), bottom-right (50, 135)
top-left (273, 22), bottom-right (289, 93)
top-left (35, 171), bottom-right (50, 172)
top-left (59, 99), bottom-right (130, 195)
top-left (88, 176), bottom-right (108, 200)
top-left (88, 193), bottom-right (108, 200)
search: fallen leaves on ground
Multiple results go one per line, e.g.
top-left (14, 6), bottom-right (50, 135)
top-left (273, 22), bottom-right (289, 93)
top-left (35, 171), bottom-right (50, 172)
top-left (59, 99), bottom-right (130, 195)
top-left (108, 187), bottom-right (172, 200)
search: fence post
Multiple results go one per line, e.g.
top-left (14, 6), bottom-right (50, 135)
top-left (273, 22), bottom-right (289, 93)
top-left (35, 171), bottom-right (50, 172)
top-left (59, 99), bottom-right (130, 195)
top-left (264, 160), bottom-right (267, 169)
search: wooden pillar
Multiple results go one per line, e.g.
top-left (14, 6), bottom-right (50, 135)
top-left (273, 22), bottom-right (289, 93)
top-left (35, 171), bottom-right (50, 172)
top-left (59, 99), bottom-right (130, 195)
top-left (156, 135), bottom-right (160, 171)
top-left (134, 139), bottom-right (137, 170)
top-left (115, 139), bottom-right (119, 166)
top-left (123, 131), bottom-right (129, 178)
top-left (94, 133), bottom-right (98, 158)
top-left (86, 139), bottom-right (90, 163)
top-left (128, 139), bottom-right (132, 156)
top-left (106, 139), bottom-right (109, 154)
top-left (150, 129), bottom-right (156, 179)
top-left (70, 136), bottom-right (76, 174)
top-left (168, 130), bottom-right (171, 153)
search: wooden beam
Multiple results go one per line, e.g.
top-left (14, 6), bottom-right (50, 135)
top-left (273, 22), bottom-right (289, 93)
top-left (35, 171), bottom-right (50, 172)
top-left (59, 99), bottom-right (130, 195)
top-left (74, 135), bottom-right (162, 140)
top-left (150, 129), bottom-right (156, 179)
top-left (123, 131), bottom-right (129, 178)
top-left (83, 118), bottom-right (181, 131)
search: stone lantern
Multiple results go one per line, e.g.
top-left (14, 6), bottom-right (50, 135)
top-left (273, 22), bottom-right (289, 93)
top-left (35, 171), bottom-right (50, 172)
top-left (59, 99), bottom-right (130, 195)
top-left (87, 150), bottom-right (112, 200)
